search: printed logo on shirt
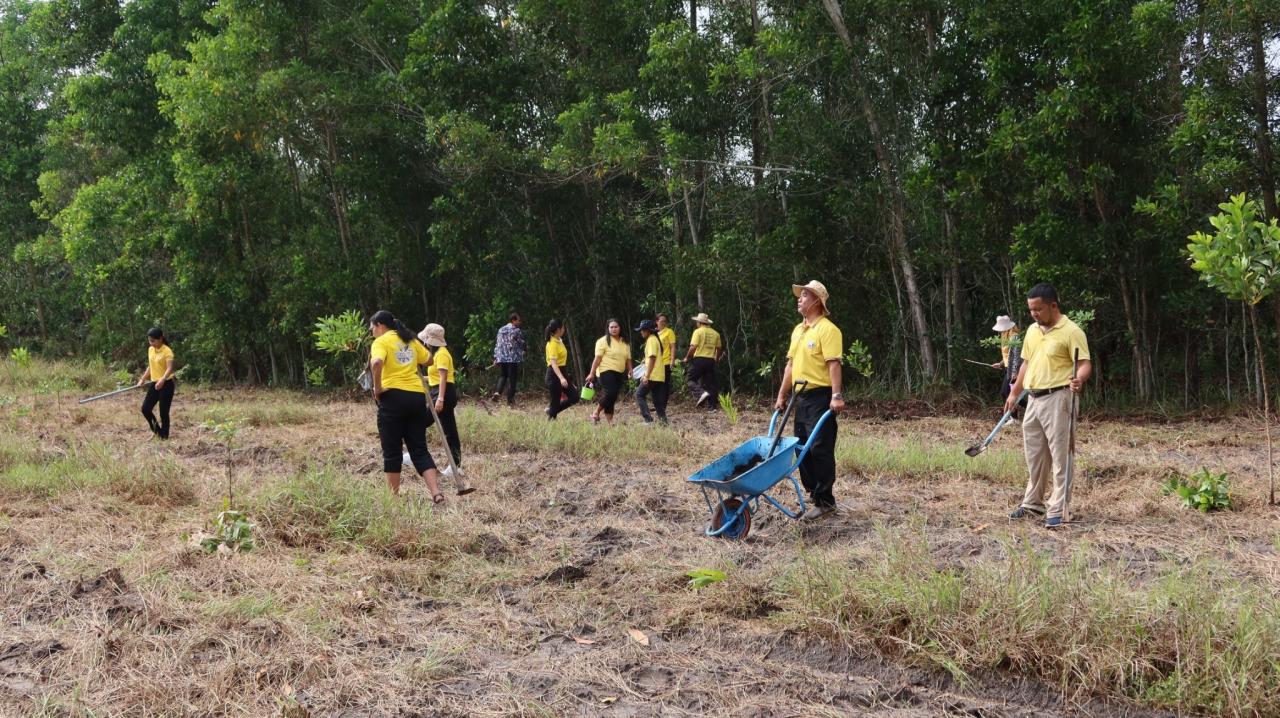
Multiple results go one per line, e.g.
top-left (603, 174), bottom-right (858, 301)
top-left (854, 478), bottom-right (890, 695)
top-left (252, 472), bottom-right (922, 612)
top-left (807, 340), bottom-right (816, 350)
top-left (395, 344), bottom-right (415, 366)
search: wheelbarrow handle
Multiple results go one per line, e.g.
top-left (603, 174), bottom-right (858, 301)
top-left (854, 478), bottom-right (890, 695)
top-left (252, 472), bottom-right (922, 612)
top-left (767, 380), bottom-right (808, 452)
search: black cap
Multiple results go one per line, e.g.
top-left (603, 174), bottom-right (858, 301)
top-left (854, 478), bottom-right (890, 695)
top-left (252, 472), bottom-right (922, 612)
top-left (635, 319), bottom-right (657, 332)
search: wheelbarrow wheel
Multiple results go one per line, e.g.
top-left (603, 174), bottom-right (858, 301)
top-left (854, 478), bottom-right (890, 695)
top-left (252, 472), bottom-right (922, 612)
top-left (711, 498), bottom-right (751, 540)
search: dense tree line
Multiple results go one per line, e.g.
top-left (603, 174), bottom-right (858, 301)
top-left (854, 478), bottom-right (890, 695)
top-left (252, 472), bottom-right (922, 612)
top-left (1, 0), bottom-right (1277, 403)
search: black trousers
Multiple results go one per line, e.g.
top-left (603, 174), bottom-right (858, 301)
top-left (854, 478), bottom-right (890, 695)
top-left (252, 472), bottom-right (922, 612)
top-left (687, 357), bottom-right (718, 407)
top-left (794, 387), bottom-right (838, 508)
top-left (635, 380), bottom-right (669, 423)
top-left (430, 384), bottom-right (462, 467)
top-left (377, 389), bottom-right (435, 474)
top-left (546, 367), bottom-right (580, 418)
top-left (140, 379), bottom-right (176, 439)
top-left (596, 370), bottom-right (624, 414)
top-left (494, 362), bottom-right (520, 403)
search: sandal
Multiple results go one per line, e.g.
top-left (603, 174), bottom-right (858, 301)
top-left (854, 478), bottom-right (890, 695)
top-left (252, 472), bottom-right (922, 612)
top-left (432, 493), bottom-right (445, 505)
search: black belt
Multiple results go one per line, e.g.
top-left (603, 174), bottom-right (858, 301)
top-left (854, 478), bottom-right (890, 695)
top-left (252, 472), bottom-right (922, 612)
top-left (1028, 385), bottom-right (1068, 398)
top-left (798, 385), bottom-right (832, 395)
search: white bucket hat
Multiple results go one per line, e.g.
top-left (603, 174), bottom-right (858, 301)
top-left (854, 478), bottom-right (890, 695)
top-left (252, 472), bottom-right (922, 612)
top-left (992, 315), bottom-right (1016, 333)
top-left (691, 312), bottom-right (713, 325)
top-left (418, 323), bottom-right (447, 347)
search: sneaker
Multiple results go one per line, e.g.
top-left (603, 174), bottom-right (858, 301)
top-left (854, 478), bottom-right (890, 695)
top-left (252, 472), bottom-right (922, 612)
top-left (442, 466), bottom-right (455, 478)
top-left (1009, 506), bottom-right (1044, 520)
top-left (801, 504), bottom-right (836, 520)
top-left (696, 391), bottom-right (711, 407)
top-left (639, 420), bottom-right (654, 427)
top-left (1044, 516), bottom-right (1063, 529)
top-left (490, 392), bottom-right (500, 401)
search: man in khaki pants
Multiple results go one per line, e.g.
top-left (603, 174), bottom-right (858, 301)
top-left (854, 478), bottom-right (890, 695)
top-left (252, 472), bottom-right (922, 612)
top-left (1005, 283), bottom-right (1091, 529)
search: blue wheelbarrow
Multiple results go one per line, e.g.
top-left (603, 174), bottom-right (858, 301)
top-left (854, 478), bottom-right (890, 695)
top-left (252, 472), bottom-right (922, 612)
top-left (687, 381), bottom-right (834, 539)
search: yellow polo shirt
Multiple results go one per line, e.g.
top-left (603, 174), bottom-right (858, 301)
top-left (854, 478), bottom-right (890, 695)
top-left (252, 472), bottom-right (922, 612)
top-left (642, 335), bottom-right (666, 382)
top-left (1021, 316), bottom-right (1090, 390)
top-left (658, 327), bottom-right (676, 366)
top-left (594, 336), bottom-right (629, 374)
top-left (546, 337), bottom-right (568, 368)
top-left (427, 346), bottom-right (455, 387)
top-left (370, 333), bottom-right (430, 393)
top-left (691, 326), bottom-right (720, 359)
top-left (787, 317), bottom-right (842, 388)
top-left (148, 344), bottom-right (175, 380)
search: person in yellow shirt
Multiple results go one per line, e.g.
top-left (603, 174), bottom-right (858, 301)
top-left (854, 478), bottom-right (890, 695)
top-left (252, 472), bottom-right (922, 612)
top-left (369, 310), bottom-right (444, 502)
top-left (585, 318), bottom-right (631, 425)
top-left (682, 312), bottom-right (722, 408)
top-left (989, 315), bottom-right (1023, 404)
top-left (774, 281), bottom-right (845, 520)
top-left (544, 318), bottom-right (580, 419)
top-left (634, 319), bottom-right (669, 425)
top-left (656, 313), bottom-right (677, 379)
top-left (1005, 284), bottom-right (1091, 528)
top-left (137, 327), bottom-right (176, 439)
top-left (419, 323), bottom-right (462, 474)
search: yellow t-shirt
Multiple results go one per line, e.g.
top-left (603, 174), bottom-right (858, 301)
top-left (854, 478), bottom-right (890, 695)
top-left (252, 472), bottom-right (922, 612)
top-left (594, 336), bottom-right (629, 375)
top-left (370, 333), bottom-right (431, 393)
top-left (691, 326), bottom-right (720, 359)
top-left (546, 337), bottom-right (568, 368)
top-left (658, 327), bottom-right (676, 366)
top-left (787, 317), bottom-right (842, 388)
top-left (642, 335), bottom-right (667, 383)
top-left (148, 344), bottom-right (175, 381)
top-left (427, 346), bottom-right (455, 388)
top-left (1020, 316), bottom-right (1090, 390)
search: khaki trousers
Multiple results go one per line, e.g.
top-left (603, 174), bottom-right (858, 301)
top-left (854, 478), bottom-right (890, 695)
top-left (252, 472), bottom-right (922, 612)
top-left (1020, 389), bottom-right (1075, 520)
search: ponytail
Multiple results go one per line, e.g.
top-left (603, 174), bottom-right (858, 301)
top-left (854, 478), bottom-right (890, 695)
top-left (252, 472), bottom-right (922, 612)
top-left (545, 318), bottom-right (563, 341)
top-left (146, 326), bottom-right (167, 346)
top-left (370, 310), bottom-right (415, 344)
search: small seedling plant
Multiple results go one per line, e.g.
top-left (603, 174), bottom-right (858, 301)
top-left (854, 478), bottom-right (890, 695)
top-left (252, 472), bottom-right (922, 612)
top-left (718, 393), bottom-right (739, 425)
top-left (199, 416), bottom-right (255, 553)
top-left (1163, 468), bottom-right (1232, 513)
top-left (687, 568), bottom-right (727, 589)
top-left (312, 309), bottom-right (372, 387)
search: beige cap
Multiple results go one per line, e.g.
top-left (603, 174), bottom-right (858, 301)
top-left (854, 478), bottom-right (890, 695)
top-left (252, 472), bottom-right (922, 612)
top-left (418, 323), bottom-right (447, 347)
top-left (792, 280), bottom-right (831, 314)
top-left (691, 312), bottom-right (713, 325)
top-left (992, 315), bottom-right (1016, 332)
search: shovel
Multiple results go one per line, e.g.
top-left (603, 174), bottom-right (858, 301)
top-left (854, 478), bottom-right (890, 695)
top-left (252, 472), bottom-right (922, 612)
top-left (1062, 348), bottom-right (1080, 523)
top-left (79, 383), bottom-right (150, 404)
top-left (422, 377), bottom-right (475, 495)
top-left (965, 388), bottom-right (1029, 457)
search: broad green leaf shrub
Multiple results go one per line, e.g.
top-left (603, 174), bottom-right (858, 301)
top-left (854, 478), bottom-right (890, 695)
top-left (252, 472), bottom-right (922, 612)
top-left (1163, 468), bottom-right (1232, 513)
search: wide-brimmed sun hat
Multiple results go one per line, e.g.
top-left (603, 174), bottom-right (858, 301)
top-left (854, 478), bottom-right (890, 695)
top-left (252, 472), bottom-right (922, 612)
top-left (792, 280), bottom-right (830, 314)
top-left (691, 312), bottom-right (713, 325)
top-left (418, 323), bottom-right (447, 347)
top-left (992, 315), bottom-right (1016, 332)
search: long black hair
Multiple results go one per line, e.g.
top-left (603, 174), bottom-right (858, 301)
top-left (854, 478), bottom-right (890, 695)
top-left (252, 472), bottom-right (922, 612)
top-left (146, 326), bottom-right (167, 346)
top-left (604, 317), bottom-right (627, 347)
top-left (369, 310), bottom-right (414, 343)
top-left (545, 318), bottom-right (563, 341)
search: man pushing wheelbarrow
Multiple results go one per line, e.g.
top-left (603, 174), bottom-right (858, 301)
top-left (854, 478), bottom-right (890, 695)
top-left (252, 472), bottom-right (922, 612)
top-left (687, 280), bottom-right (846, 539)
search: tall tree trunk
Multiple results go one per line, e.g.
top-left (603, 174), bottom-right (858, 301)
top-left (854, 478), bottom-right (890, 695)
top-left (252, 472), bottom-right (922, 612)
top-left (324, 121), bottom-right (353, 257)
top-left (1249, 12), bottom-right (1277, 222)
top-left (1249, 303), bottom-right (1275, 504)
top-left (821, 0), bottom-right (936, 381)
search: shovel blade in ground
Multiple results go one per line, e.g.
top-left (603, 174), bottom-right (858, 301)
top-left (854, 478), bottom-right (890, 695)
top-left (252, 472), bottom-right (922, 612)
top-left (963, 443), bottom-right (985, 457)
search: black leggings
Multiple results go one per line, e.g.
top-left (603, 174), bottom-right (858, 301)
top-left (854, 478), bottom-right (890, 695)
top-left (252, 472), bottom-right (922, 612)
top-left (494, 362), bottom-right (520, 403)
top-left (636, 379), bottom-right (668, 423)
top-left (141, 380), bottom-right (175, 439)
top-left (546, 367), bottom-right (580, 418)
top-left (430, 384), bottom-right (462, 467)
top-left (377, 389), bottom-right (435, 474)
top-left (596, 370), bottom-right (624, 415)
top-left (687, 357), bottom-right (718, 406)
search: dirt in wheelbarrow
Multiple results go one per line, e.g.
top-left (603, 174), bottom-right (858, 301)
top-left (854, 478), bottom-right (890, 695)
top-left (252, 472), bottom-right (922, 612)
top-left (3, 383), bottom-right (1272, 716)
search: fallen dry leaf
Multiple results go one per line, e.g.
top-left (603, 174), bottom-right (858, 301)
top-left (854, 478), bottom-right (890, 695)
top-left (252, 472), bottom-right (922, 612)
top-left (600, 696), bottom-right (618, 704)
top-left (571, 635), bottom-right (596, 645)
top-left (627, 628), bottom-right (649, 646)
top-left (972, 523), bottom-right (990, 534)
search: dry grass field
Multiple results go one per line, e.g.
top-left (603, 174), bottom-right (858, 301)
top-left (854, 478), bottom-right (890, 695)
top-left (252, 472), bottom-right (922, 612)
top-left (1, 361), bottom-right (1278, 717)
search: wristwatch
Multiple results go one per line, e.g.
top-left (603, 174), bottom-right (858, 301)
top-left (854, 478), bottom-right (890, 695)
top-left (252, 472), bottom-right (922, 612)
top-left (832, 393), bottom-right (844, 399)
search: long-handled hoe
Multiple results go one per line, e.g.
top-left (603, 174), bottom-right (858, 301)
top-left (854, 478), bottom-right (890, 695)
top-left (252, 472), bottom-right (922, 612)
top-left (1061, 348), bottom-right (1080, 524)
top-left (964, 388), bottom-right (1029, 457)
top-left (421, 376), bottom-right (475, 496)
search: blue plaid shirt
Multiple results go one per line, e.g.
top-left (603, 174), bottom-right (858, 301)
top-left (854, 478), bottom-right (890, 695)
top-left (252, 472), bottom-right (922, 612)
top-left (494, 323), bottom-right (526, 363)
